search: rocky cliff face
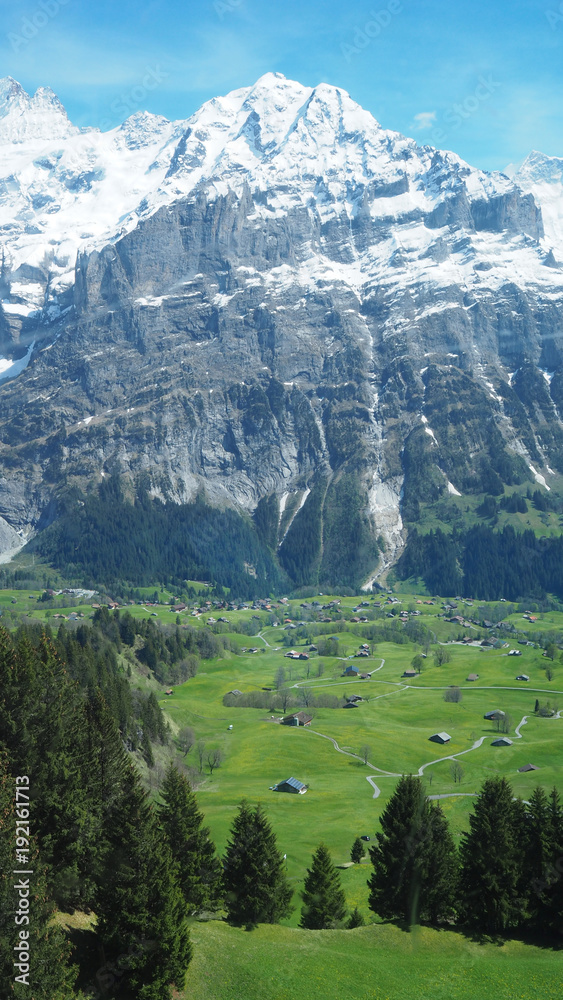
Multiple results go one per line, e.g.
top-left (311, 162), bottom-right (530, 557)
top-left (1, 74), bottom-right (563, 586)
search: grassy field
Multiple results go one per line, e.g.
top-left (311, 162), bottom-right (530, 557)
top-left (5, 585), bottom-right (563, 997)
top-left (184, 920), bottom-right (563, 1000)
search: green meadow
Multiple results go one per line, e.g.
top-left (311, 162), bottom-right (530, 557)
top-left (4, 586), bottom-right (563, 997)
top-left (185, 920), bottom-right (563, 1000)
top-left (161, 637), bottom-right (563, 871)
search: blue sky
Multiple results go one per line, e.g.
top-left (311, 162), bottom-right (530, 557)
top-left (1, 0), bottom-right (562, 171)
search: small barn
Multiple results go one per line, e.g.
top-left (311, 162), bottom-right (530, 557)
top-left (467, 673), bottom-right (479, 681)
top-left (515, 674), bottom-right (530, 682)
top-left (402, 669), bottom-right (417, 678)
top-left (281, 711), bottom-right (312, 727)
top-left (344, 665), bottom-right (360, 677)
top-left (275, 777), bottom-right (307, 794)
top-left (491, 737), bottom-right (513, 747)
top-left (484, 710), bottom-right (505, 720)
top-left (429, 732), bottom-right (451, 744)
top-left (343, 700), bottom-right (359, 708)
top-left (518, 764), bottom-right (539, 773)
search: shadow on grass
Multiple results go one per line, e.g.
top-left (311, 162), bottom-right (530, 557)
top-left (65, 927), bottom-right (103, 995)
top-left (376, 916), bottom-right (563, 950)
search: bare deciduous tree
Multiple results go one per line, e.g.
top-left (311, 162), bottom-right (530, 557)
top-left (177, 726), bottom-right (195, 757)
top-left (499, 713), bottom-right (512, 734)
top-left (196, 739), bottom-right (206, 772)
top-left (280, 689), bottom-right (291, 713)
top-left (299, 687), bottom-right (314, 708)
top-left (450, 761), bottom-right (464, 784)
top-left (207, 747), bottom-right (224, 775)
top-left (275, 666), bottom-right (286, 690)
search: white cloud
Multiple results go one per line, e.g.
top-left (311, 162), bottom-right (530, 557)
top-left (413, 110), bottom-right (436, 130)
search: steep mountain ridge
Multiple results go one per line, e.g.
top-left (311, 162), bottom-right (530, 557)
top-left (1, 73), bottom-right (563, 589)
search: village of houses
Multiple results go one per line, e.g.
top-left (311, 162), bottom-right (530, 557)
top-left (24, 587), bottom-right (554, 793)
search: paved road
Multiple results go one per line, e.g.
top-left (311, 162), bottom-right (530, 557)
top-left (428, 793), bottom-right (478, 800)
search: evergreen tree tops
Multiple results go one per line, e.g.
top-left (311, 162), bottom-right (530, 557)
top-left (158, 762), bottom-right (222, 913)
top-left (459, 776), bottom-right (529, 934)
top-left (300, 844), bottom-right (347, 929)
top-left (0, 751), bottom-right (84, 1000)
top-left (368, 774), bottom-right (457, 927)
top-left (95, 767), bottom-right (192, 1000)
top-left (222, 801), bottom-right (293, 927)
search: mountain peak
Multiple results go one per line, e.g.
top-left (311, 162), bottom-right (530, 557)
top-left (0, 77), bottom-right (77, 143)
top-left (0, 76), bottom-right (26, 110)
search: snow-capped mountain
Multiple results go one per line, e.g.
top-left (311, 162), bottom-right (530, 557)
top-left (0, 71), bottom-right (556, 335)
top-left (513, 150), bottom-right (563, 255)
top-left (1, 73), bottom-right (563, 587)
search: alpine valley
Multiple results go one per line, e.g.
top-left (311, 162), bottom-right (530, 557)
top-left (2, 72), bottom-right (563, 596)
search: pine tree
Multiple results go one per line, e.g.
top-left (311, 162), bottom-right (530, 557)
top-left (421, 802), bottom-right (458, 924)
top-left (351, 837), bottom-right (364, 864)
top-left (368, 775), bottom-right (457, 926)
top-left (515, 787), bottom-right (551, 929)
top-left (546, 787), bottom-right (563, 934)
top-left (300, 844), bottom-right (347, 929)
top-left (347, 905), bottom-right (365, 928)
top-left (158, 763), bottom-right (221, 912)
top-left (0, 752), bottom-right (82, 1000)
top-left (0, 629), bottom-right (91, 908)
top-left (222, 801), bottom-right (293, 927)
top-left (96, 767), bottom-right (192, 999)
top-left (459, 776), bottom-right (523, 933)
top-left (80, 688), bottom-right (133, 903)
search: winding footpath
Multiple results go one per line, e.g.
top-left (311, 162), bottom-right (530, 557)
top-left (253, 627), bottom-right (563, 800)
top-left (303, 684), bottom-right (563, 801)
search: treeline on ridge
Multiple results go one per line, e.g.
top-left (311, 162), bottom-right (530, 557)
top-left (398, 524), bottom-right (563, 600)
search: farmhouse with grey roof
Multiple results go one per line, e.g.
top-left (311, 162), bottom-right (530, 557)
top-left (275, 777), bottom-right (308, 794)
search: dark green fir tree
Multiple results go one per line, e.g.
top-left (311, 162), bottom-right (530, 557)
top-left (350, 837), bottom-right (364, 864)
top-left (0, 752), bottom-right (83, 1000)
top-left (459, 776), bottom-right (523, 934)
top-left (300, 843), bottom-right (347, 929)
top-left (222, 801), bottom-right (293, 927)
top-left (158, 762), bottom-right (221, 912)
top-left (422, 802), bottom-right (459, 924)
top-left (368, 774), bottom-right (457, 926)
top-left (96, 767), bottom-right (191, 1000)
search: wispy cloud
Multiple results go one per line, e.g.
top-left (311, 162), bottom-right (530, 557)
top-left (412, 111), bottom-right (436, 130)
